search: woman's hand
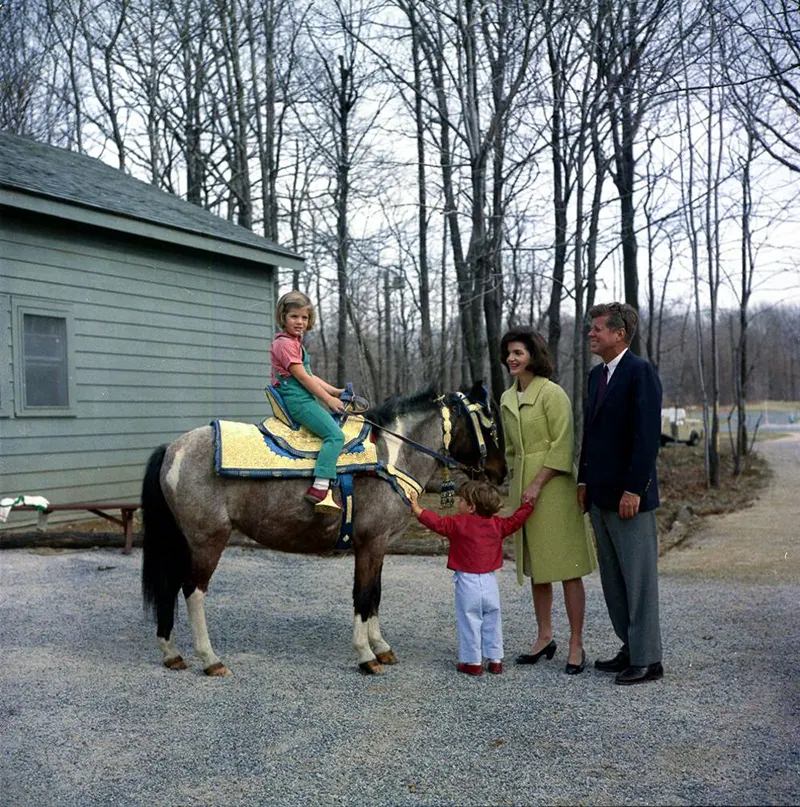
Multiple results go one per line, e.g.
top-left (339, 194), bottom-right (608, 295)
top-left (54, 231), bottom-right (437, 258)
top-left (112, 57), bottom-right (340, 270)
top-left (522, 482), bottom-right (542, 507)
top-left (522, 467), bottom-right (561, 507)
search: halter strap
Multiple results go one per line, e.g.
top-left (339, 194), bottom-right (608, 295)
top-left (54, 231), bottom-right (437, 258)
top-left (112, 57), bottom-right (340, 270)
top-left (357, 414), bottom-right (468, 471)
top-left (357, 392), bottom-right (496, 476)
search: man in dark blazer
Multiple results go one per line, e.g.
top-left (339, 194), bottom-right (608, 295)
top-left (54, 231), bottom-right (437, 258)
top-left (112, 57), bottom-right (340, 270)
top-left (578, 302), bottom-right (664, 685)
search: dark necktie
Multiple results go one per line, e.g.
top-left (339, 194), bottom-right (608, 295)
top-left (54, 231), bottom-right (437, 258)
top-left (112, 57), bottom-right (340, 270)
top-left (594, 364), bottom-right (609, 414)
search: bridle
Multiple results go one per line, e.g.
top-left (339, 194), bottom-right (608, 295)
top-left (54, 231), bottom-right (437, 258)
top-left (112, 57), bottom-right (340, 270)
top-left (355, 391), bottom-right (499, 478)
top-left (437, 392), bottom-right (498, 474)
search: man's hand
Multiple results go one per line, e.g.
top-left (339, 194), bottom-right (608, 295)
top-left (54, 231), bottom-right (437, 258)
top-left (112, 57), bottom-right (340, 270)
top-left (618, 491), bottom-right (640, 520)
top-left (577, 485), bottom-right (587, 513)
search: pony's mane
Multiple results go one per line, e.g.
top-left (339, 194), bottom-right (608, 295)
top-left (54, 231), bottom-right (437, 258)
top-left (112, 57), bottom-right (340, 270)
top-left (365, 386), bottom-right (438, 427)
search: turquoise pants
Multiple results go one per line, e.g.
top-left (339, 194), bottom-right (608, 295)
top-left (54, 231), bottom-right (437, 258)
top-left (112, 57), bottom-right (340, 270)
top-left (278, 377), bottom-right (344, 480)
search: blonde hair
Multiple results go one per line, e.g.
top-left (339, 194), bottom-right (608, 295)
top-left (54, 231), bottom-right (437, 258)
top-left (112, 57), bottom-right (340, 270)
top-left (458, 480), bottom-right (503, 517)
top-left (275, 290), bottom-right (316, 331)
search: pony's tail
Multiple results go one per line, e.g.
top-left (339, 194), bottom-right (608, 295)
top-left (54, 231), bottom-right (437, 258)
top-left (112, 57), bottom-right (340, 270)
top-left (141, 445), bottom-right (189, 635)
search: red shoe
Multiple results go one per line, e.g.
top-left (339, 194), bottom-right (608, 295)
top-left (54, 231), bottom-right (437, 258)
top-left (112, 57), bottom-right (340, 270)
top-left (487, 661), bottom-right (503, 675)
top-left (456, 662), bottom-right (483, 676)
top-left (303, 486), bottom-right (341, 513)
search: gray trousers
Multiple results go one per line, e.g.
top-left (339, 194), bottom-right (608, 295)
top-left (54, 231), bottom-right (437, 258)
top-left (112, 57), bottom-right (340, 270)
top-left (590, 505), bottom-right (663, 666)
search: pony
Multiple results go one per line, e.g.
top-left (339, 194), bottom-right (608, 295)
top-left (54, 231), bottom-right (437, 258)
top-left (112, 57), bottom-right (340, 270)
top-left (141, 382), bottom-right (506, 676)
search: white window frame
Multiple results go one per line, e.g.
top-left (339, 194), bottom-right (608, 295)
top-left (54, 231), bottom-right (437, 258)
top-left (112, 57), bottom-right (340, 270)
top-left (12, 296), bottom-right (77, 417)
top-left (0, 295), bottom-right (11, 417)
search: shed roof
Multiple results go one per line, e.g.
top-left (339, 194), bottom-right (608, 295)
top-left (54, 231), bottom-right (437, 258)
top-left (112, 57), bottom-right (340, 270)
top-left (0, 130), bottom-right (303, 271)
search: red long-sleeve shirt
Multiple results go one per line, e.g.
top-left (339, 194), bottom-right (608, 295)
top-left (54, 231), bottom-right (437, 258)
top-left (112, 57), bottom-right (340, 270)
top-left (417, 501), bottom-right (534, 574)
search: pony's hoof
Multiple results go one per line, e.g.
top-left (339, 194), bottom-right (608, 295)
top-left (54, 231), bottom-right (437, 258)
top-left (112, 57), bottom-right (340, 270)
top-left (164, 656), bottom-right (188, 670)
top-left (359, 659), bottom-right (384, 675)
top-left (375, 650), bottom-right (398, 665)
top-left (204, 661), bottom-right (232, 677)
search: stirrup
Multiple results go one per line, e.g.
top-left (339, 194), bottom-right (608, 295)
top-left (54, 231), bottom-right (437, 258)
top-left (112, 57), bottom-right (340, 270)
top-left (315, 489), bottom-right (341, 514)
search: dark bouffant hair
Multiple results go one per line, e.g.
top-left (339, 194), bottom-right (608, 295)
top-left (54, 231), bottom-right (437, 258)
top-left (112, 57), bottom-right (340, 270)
top-left (588, 302), bottom-right (638, 345)
top-left (458, 480), bottom-right (503, 517)
top-left (499, 328), bottom-right (554, 379)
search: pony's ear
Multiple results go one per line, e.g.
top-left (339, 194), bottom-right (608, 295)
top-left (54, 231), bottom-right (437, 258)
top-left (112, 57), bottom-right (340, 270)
top-left (467, 380), bottom-right (490, 407)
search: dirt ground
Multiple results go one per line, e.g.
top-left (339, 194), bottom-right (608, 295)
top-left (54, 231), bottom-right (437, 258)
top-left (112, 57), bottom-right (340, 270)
top-left (395, 437), bottom-right (775, 557)
top-left (659, 432), bottom-right (799, 583)
top-left (2, 437), bottom-right (797, 807)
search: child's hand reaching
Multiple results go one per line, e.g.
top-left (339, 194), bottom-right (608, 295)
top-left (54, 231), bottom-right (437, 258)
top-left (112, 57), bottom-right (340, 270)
top-left (408, 489), bottom-right (423, 517)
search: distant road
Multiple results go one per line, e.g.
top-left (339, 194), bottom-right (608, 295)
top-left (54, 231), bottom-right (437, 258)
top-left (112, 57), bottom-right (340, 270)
top-left (661, 432), bottom-right (800, 582)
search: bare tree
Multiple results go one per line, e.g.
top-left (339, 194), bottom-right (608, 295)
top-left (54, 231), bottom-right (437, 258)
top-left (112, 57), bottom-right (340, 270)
top-left (395, 0), bottom-right (545, 397)
top-left (726, 0), bottom-right (800, 175)
top-left (297, 1), bottom-right (384, 386)
top-left (0, 0), bottom-right (64, 138)
top-left (592, 0), bottom-right (699, 356)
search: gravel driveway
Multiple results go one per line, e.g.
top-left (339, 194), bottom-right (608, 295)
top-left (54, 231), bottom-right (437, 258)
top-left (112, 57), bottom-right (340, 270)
top-left (1, 532), bottom-right (797, 806)
top-left (3, 437), bottom-right (799, 806)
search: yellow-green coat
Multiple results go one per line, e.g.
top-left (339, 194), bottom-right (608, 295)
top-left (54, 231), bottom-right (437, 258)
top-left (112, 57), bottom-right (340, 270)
top-left (500, 376), bottom-right (596, 585)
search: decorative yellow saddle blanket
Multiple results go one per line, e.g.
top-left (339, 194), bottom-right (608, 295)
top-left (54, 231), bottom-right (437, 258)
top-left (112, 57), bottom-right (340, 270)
top-left (213, 414), bottom-right (375, 474)
top-left (211, 416), bottom-right (423, 503)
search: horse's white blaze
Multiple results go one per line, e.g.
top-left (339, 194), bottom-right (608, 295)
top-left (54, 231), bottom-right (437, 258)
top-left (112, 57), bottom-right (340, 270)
top-left (186, 589), bottom-right (221, 668)
top-left (352, 615), bottom-right (375, 663)
top-left (383, 426), bottom-right (406, 470)
top-left (383, 416), bottom-right (418, 468)
top-left (165, 447), bottom-right (184, 493)
top-left (158, 631), bottom-right (181, 663)
top-left (366, 615), bottom-right (390, 655)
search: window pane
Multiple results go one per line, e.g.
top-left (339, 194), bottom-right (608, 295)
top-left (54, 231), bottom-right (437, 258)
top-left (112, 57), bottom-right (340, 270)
top-left (23, 314), bottom-right (68, 407)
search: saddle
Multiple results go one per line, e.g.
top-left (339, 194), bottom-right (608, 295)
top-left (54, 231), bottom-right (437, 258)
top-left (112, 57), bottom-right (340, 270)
top-left (265, 383), bottom-right (369, 432)
top-left (212, 415), bottom-right (376, 477)
top-left (211, 385), bottom-right (422, 549)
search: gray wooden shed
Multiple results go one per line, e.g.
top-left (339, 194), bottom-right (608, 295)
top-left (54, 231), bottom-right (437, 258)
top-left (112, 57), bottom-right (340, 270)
top-left (0, 131), bottom-right (303, 529)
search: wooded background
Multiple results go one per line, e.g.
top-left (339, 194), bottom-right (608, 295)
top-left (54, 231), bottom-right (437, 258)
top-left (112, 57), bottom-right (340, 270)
top-left (3, 0), bottom-right (799, 485)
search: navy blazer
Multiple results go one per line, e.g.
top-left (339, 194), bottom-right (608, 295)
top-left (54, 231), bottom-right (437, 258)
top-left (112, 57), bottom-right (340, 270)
top-left (578, 350), bottom-right (662, 512)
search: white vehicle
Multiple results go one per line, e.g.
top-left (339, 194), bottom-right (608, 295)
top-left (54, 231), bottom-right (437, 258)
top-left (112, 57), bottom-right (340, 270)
top-left (661, 407), bottom-right (703, 446)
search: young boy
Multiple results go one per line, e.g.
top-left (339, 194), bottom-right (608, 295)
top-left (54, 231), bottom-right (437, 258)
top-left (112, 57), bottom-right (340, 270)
top-left (409, 481), bottom-right (534, 676)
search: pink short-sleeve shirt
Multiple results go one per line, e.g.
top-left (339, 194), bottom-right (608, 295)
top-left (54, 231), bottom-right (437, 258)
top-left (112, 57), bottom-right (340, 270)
top-left (270, 333), bottom-right (304, 385)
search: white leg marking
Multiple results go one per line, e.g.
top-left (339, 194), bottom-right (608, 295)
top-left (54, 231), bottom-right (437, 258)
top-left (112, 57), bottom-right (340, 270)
top-left (157, 631), bottom-right (182, 663)
top-left (353, 615), bottom-right (376, 664)
top-left (165, 447), bottom-right (184, 493)
top-left (186, 590), bottom-right (221, 669)
top-left (367, 615), bottom-right (390, 655)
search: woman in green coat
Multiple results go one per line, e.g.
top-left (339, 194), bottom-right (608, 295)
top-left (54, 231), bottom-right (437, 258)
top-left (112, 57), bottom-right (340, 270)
top-left (499, 328), bottom-right (596, 674)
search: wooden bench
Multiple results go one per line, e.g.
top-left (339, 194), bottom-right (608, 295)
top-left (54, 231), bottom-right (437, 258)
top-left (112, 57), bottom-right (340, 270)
top-left (13, 501), bottom-right (140, 554)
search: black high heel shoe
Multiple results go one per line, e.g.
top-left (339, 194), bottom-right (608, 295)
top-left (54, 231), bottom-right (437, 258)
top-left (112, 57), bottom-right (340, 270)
top-left (565, 649), bottom-right (587, 675)
top-left (515, 640), bottom-right (557, 665)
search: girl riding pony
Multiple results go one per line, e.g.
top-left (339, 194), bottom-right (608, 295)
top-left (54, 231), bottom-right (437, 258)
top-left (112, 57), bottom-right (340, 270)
top-left (270, 290), bottom-right (345, 513)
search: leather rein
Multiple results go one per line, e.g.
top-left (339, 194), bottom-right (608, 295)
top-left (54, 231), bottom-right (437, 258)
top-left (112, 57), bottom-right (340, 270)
top-left (354, 392), bottom-right (497, 477)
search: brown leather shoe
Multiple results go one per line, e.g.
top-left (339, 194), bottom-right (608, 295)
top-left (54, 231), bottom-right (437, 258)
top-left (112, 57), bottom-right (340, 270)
top-left (456, 662), bottom-right (483, 676)
top-left (487, 661), bottom-right (503, 675)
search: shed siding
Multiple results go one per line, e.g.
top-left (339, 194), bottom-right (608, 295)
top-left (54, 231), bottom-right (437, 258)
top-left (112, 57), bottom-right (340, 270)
top-left (0, 210), bottom-right (276, 525)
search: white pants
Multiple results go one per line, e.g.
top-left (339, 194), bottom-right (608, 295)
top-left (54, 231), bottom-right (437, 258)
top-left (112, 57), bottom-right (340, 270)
top-left (453, 571), bottom-right (504, 664)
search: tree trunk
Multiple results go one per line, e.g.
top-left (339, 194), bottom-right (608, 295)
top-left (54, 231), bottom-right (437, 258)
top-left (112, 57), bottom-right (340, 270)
top-left (408, 5), bottom-right (434, 378)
